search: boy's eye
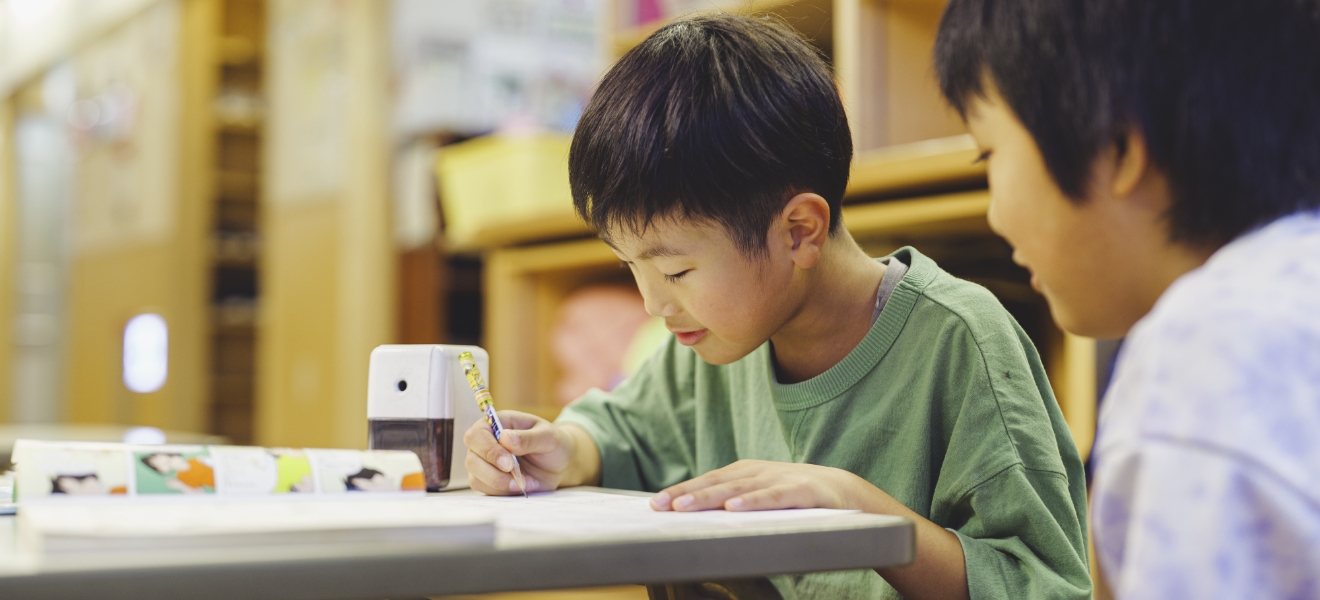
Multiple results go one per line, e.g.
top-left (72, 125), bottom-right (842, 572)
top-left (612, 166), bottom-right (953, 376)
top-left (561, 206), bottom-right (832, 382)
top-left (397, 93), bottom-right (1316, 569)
top-left (663, 270), bottom-right (690, 283)
top-left (973, 150), bottom-right (992, 164)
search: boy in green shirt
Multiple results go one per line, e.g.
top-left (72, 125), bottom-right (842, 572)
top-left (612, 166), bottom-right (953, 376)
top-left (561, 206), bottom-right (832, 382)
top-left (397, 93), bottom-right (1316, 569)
top-left (464, 13), bottom-right (1089, 600)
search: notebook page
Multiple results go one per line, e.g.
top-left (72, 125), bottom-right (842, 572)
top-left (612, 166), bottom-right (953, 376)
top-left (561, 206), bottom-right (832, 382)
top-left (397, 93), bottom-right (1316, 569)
top-left (426, 490), bottom-right (859, 539)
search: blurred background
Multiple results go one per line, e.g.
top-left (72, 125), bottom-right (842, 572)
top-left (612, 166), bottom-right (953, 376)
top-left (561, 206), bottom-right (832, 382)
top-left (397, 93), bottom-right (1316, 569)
top-left (0, 0), bottom-right (1111, 472)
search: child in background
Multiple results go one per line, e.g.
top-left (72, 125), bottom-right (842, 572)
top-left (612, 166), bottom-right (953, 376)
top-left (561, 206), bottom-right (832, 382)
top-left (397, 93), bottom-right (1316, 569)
top-left (933, 1), bottom-right (1320, 597)
top-left (465, 14), bottom-right (1090, 600)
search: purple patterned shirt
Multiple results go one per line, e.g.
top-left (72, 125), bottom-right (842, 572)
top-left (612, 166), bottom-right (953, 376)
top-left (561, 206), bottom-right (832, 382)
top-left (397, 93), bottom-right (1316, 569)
top-left (1092, 210), bottom-right (1320, 598)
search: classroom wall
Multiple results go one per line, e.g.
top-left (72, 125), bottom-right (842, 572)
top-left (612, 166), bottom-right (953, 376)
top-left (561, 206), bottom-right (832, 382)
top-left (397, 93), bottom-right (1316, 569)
top-left (257, 0), bottom-right (394, 449)
top-left (0, 98), bottom-right (14, 421)
top-left (61, 0), bottom-right (211, 432)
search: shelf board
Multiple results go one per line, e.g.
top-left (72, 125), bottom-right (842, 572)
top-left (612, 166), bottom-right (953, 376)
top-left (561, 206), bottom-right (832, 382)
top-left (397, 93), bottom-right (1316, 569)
top-left (613, 0), bottom-right (830, 57)
top-left (216, 169), bottom-right (260, 198)
top-left (488, 189), bottom-right (990, 274)
top-left (219, 35), bottom-right (261, 66)
top-left (486, 236), bottom-right (618, 273)
top-left (845, 135), bottom-right (985, 200)
top-left (446, 135), bottom-right (986, 251)
top-left (843, 189), bottom-right (990, 238)
top-left (445, 212), bottom-right (592, 254)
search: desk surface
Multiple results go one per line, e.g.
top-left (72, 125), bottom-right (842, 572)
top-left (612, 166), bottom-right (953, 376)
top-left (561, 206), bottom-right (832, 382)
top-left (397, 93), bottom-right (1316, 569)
top-left (0, 488), bottom-right (914, 600)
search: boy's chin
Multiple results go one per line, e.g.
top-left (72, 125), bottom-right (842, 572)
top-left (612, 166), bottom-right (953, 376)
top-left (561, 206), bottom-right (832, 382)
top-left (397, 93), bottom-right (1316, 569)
top-left (690, 339), bottom-right (760, 366)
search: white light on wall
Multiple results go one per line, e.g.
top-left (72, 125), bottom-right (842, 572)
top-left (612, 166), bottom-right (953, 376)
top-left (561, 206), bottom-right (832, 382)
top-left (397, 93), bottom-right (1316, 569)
top-left (123, 313), bottom-right (167, 393)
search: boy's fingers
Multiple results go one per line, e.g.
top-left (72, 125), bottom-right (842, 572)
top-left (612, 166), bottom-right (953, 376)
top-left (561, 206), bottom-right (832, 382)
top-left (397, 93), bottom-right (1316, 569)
top-left (465, 450), bottom-right (516, 495)
top-left (515, 461), bottom-right (559, 493)
top-left (725, 485), bottom-right (805, 512)
top-left (463, 418), bottom-right (514, 472)
top-left (652, 463), bottom-right (757, 509)
top-left (670, 478), bottom-right (766, 512)
top-left (496, 410), bottom-right (544, 431)
top-left (499, 420), bottom-right (560, 456)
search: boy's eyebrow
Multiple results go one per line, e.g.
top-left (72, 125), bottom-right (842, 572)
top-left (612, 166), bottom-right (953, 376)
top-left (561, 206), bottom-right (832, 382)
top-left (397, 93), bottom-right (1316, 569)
top-left (604, 241), bottom-right (686, 261)
top-left (636, 244), bottom-right (686, 260)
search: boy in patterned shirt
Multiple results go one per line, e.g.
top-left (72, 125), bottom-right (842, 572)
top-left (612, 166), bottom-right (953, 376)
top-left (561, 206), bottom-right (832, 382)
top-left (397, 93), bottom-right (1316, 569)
top-left (934, 1), bottom-right (1320, 597)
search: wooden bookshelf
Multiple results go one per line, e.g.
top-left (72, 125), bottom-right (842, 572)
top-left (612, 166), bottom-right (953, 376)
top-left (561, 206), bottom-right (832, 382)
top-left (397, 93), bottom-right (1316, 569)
top-left (467, 0), bottom-right (1097, 460)
top-left (484, 191), bottom-right (1097, 459)
top-left (612, 0), bottom-right (833, 58)
top-left (847, 134), bottom-right (984, 199)
top-left (485, 189), bottom-right (991, 415)
top-left (443, 134), bottom-right (986, 253)
top-left (206, 0), bottom-right (266, 446)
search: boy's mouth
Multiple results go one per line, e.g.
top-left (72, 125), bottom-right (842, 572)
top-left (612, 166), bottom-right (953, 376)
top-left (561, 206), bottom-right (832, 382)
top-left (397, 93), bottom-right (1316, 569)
top-left (1011, 251), bottom-right (1042, 292)
top-left (670, 328), bottom-right (707, 346)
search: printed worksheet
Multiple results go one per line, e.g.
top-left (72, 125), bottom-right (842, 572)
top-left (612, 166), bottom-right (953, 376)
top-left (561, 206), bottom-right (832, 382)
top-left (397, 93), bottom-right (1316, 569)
top-left (425, 490), bottom-right (859, 540)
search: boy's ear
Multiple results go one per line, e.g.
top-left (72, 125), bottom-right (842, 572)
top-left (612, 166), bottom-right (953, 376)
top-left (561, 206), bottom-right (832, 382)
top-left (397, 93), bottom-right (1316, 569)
top-left (778, 193), bottom-right (831, 268)
top-left (1100, 126), bottom-right (1178, 226)
top-left (1110, 127), bottom-right (1151, 200)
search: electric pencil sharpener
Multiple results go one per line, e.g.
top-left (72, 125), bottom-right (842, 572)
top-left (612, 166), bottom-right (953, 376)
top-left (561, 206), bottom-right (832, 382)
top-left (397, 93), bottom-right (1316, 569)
top-left (366, 345), bottom-right (487, 491)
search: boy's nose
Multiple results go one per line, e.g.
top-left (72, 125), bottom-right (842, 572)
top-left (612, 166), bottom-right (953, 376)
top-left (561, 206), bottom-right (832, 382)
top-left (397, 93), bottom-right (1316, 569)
top-left (640, 289), bottom-right (677, 318)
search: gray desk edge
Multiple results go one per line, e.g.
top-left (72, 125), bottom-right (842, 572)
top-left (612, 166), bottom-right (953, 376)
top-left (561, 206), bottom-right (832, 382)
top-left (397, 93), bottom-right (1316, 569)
top-left (0, 487), bottom-right (915, 600)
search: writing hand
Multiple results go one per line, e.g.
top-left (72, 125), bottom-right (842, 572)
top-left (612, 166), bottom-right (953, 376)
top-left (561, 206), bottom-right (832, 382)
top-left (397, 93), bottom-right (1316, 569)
top-left (463, 410), bottom-right (586, 495)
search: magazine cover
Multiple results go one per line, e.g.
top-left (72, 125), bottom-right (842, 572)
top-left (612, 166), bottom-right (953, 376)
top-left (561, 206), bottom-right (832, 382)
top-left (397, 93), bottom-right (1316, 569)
top-left (11, 440), bottom-right (424, 503)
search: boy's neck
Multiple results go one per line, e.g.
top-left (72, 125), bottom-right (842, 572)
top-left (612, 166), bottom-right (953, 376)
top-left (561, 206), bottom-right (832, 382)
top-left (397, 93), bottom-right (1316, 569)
top-left (770, 233), bottom-right (888, 384)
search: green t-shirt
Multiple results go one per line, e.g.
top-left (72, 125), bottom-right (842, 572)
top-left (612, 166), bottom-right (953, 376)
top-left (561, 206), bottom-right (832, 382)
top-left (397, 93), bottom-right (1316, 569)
top-left (556, 247), bottom-right (1091, 600)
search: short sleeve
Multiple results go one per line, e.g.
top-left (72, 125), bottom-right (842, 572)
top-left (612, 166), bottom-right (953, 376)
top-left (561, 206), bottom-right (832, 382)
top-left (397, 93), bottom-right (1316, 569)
top-left (951, 465), bottom-right (1092, 600)
top-left (920, 297), bottom-right (1091, 600)
top-left (555, 335), bottom-right (698, 491)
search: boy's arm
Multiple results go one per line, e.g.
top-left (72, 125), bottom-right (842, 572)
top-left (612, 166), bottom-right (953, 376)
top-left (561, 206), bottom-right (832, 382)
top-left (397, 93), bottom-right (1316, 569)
top-left (652, 311), bottom-right (1091, 599)
top-left (653, 459), bottom-right (969, 600)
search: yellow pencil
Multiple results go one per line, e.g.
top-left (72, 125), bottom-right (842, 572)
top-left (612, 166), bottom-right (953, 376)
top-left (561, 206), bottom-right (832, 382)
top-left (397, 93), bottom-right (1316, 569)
top-left (459, 351), bottom-right (527, 498)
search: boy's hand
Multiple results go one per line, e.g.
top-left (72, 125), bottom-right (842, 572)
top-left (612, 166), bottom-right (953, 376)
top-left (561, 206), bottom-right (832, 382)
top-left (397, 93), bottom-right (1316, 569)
top-left (649, 459), bottom-right (881, 512)
top-left (655, 460), bottom-right (969, 600)
top-left (463, 411), bottom-right (599, 495)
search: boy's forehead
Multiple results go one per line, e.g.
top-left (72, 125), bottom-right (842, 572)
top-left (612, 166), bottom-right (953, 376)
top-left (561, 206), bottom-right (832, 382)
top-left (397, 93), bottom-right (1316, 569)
top-left (602, 218), bottom-right (720, 259)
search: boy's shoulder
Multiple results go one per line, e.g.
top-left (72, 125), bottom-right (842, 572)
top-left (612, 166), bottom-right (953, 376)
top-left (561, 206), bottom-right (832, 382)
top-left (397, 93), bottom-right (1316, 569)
top-left (1150, 209), bottom-right (1320, 329)
top-left (1118, 210), bottom-right (1320, 490)
top-left (895, 247), bottom-right (1073, 473)
top-left (894, 246), bottom-right (1025, 345)
top-left (1134, 210), bottom-right (1320, 372)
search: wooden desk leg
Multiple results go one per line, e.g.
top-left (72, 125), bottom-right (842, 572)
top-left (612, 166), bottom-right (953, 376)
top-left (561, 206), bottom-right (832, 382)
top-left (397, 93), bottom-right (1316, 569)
top-left (646, 578), bottom-right (784, 600)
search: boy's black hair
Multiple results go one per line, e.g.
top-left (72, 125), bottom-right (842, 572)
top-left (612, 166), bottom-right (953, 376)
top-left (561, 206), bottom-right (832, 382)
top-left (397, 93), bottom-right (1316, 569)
top-left (569, 13), bottom-right (852, 255)
top-left (935, 0), bottom-right (1320, 245)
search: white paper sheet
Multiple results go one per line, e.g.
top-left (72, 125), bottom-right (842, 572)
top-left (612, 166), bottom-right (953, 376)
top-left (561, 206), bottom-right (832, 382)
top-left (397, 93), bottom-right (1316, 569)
top-left (426, 490), bottom-right (859, 540)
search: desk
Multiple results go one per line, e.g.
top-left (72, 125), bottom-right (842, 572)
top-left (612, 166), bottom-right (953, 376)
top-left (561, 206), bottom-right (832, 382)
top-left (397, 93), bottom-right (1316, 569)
top-left (0, 488), bottom-right (914, 600)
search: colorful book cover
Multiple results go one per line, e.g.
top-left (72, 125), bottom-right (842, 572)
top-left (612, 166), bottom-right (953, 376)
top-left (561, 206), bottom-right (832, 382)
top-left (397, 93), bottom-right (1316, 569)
top-left (11, 440), bottom-right (425, 503)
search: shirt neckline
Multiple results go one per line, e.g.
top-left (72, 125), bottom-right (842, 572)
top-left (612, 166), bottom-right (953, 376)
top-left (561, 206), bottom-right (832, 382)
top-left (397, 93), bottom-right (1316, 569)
top-left (768, 246), bottom-right (936, 411)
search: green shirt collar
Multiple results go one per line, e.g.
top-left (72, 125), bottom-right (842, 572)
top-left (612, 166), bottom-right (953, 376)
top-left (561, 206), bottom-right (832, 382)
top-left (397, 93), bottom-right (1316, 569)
top-left (768, 246), bottom-right (938, 411)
